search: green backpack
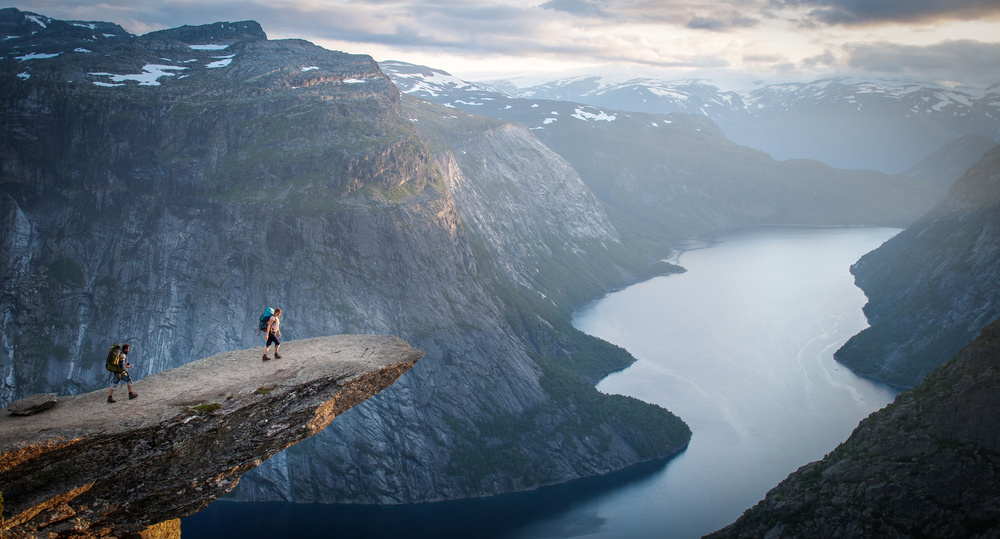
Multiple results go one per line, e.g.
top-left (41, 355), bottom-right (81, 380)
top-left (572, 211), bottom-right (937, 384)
top-left (105, 343), bottom-right (124, 373)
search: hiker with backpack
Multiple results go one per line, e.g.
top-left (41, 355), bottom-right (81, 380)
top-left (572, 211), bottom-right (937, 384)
top-left (106, 343), bottom-right (138, 403)
top-left (260, 307), bottom-right (282, 361)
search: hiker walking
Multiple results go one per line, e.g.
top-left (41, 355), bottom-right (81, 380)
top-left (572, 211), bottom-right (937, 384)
top-left (262, 307), bottom-right (282, 361)
top-left (107, 343), bottom-right (138, 403)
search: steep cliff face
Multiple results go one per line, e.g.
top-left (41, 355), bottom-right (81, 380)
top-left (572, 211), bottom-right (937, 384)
top-left (1, 10), bottom-right (689, 506)
top-left (402, 96), bottom-right (674, 310)
top-left (229, 97), bottom-right (690, 505)
top-left (835, 144), bottom-right (1000, 388)
top-left (710, 318), bottom-right (1000, 539)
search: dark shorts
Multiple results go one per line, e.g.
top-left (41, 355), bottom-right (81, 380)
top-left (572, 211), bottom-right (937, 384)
top-left (110, 371), bottom-right (132, 388)
top-left (266, 332), bottom-right (281, 347)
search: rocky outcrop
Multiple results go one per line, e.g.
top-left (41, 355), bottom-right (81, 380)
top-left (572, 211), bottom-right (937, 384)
top-left (709, 318), bottom-right (1000, 538)
top-left (0, 335), bottom-right (421, 538)
top-left (5, 393), bottom-right (57, 415)
top-left (835, 144), bottom-right (1000, 388)
top-left (229, 96), bottom-right (691, 505)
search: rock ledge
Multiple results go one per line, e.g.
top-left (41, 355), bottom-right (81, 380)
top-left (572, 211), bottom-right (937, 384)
top-left (0, 334), bottom-right (422, 538)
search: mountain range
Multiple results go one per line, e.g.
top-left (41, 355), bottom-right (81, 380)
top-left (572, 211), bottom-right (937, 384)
top-left (382, 61), bottom-right (944, 254)
top-left (3, 7), bottom-right (1000, 533)
top-left (389, 61), bottom-right (1000, 174)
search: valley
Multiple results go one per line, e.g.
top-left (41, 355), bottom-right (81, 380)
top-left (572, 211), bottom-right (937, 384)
top-left (3, 7), bottom-right (1000, 537)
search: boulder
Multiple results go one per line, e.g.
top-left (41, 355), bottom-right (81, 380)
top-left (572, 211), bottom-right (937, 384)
top-left (6, 393), bottom-right (57, 416)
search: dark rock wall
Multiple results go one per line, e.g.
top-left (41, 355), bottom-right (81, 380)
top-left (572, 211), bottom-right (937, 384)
top-left (835, 145), bottom-right (1000, 388)
top-left (710, 318), bottom-right (1000, 538)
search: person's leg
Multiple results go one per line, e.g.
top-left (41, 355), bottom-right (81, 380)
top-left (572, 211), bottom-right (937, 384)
top-left (263, 333), bottom-right (273, 361)
top-left (108, 376), bottom-right (118, 402)
top-left (274, 343), bottom-right (281, 359)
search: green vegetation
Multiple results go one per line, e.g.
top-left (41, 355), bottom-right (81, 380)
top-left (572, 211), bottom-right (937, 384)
top-left (255, 384), bottom-right (278, 395)
top-left (535, 356), bottom-right (690, 458)
top-left (408, 98), bottom-right (693, 486)
top-left (401, 95), bottom-right (506, 152)
top-left (192, 403), bottom-right (222, 414)
top-left (442, 211), bottom-right (691, 487)
top-left (443, 409), bottom-right (537, 488)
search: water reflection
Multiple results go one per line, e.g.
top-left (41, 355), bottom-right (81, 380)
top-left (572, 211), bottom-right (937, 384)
top-left (181, 458), bottom-right (672, 538)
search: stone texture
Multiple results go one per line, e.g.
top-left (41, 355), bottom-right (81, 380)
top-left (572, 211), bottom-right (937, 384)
top-left (6, 393), bottom-right (57, 416)
top-left (0, 335), bottom-right (421, 538)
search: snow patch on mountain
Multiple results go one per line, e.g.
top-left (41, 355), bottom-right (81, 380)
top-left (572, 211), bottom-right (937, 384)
top-left (15, 52), bottom-right (60, 62)
top-left (572, 107), bottom-right (616, 122)
top-left (189, 44), bottom-right (229, 51)
top-left (25, 14), bottom-right (48, 28)
top-left (90, 64), bottom-right (188, 86)
top-left (206, 55), bottom-right (234, 68)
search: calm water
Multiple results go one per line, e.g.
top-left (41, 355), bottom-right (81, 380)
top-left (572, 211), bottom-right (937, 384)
top-left (183, 226), bottom-right (899, 539)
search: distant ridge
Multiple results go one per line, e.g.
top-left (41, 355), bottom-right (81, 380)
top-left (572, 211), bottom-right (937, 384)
top-left (903, 134), bottom-right (998, 191)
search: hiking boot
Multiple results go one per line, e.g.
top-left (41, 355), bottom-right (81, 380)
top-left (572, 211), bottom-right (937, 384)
top-left (128, 392), bottom-right (138, 400)
top-left (262, 354), bottom-right (270, 361)
top-left (107, 395), bottom-right (116, 403)
top-left (274, 353), bottom-right (282, 359)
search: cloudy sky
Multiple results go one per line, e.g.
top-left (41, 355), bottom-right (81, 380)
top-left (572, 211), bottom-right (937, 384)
top-left (18, 0), bottom-right (1000, 87)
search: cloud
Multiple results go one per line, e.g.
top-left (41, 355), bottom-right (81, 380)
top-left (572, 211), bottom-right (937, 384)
top-left (843, 39), bottom-right (1000, 85)
top-left (801, 49), bottom-right (836, 68)
top-left (687, 11), bottom-right (760, 31)
top-left (540, 0), bottom-right (612, 19)
top-left (773, 0), bottom-right (1000, 26)
top-left (21, 0), bottom-right (1000, 86)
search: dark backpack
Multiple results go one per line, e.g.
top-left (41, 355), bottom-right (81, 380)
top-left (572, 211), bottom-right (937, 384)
top-left (105, 343), bottom-right (124, 373)
top-left (258, 308), bottom-right (275, 332)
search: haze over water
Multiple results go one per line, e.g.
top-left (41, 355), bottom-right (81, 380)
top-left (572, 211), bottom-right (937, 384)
top-left (557, 226), bottom-right (900, 538)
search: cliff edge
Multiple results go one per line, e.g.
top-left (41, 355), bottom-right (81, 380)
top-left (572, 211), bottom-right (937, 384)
top-left (0, 335), bottom-right (422, 538)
